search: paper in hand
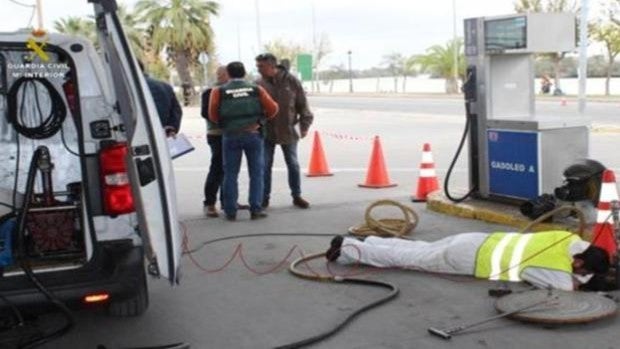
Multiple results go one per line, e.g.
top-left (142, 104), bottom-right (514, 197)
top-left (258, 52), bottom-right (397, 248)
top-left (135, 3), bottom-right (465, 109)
top-left (166, 133), bottom-right (195, 159)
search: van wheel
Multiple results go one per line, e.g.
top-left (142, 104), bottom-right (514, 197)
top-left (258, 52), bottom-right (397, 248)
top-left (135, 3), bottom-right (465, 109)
top-left (107, 269), bottom-right (149, 317)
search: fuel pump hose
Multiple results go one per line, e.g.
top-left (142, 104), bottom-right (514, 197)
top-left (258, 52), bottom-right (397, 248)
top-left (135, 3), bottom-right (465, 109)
top-left (444, 105), bottom-right (477, 203)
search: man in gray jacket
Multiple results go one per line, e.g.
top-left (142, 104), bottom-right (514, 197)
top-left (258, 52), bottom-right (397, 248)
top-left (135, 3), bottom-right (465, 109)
top-left (255, 53), bottom-right (314, 209)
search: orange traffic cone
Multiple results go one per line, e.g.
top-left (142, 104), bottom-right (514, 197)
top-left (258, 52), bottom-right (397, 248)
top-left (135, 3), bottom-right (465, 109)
top-left (306, 131), bottom-right (333, 177)
top-left (358, 136), bottom-right (397, 188)
top-left (591, 169), bottom-right (618, 260)
top-left (412, 143), bottom-right (440, 202)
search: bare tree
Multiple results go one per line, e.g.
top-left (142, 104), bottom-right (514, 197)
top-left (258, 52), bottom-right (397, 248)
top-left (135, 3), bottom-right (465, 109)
top-left (590, 21), bottom-right (620, 95)
top-left (402, 56), bottom-right (419, 92)
top-left (382, 53), bottom-right (405, 93)
top-left (263, 39), bottom-right (307, 70)
top-left (514, 0), bottom-right (579, 95)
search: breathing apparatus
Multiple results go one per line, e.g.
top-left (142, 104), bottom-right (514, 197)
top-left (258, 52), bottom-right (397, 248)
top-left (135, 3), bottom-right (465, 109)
top-left (520, 159), bottom-right (605, 221)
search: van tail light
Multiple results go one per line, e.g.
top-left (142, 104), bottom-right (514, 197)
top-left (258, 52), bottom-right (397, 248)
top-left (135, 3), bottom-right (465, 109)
top-left (62, 79), bottom-right (78, 116)
top-left (83, 293), bottom-right (110, 304)
top-left (100, 143), bottom-right (135, 215)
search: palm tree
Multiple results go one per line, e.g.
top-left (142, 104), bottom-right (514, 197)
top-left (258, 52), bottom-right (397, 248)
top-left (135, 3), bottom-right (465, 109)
top-left (514, 0), bottom-right (578, 94)
top-left (54, 5), bottom-right (142, 54)
top-left (53, 16), bottom-right (96, 43)
top-left (116, 4), bottom-right (145, 58)
top-left (416, 39), bottom-right (464, 93)
top-left (136, 0), bottom-right (219, 104)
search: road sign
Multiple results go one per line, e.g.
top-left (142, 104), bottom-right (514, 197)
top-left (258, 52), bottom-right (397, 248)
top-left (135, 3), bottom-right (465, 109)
top-left (198, 52), bottom-right (209, 65)
top-left (296, 53), bottom-right (312, 81)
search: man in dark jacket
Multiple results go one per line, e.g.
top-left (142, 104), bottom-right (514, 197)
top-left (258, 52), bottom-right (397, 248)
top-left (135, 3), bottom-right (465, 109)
top-left (201, 66), bottom-right (228, 217)
top-left (139, 61), bottom-right (183, 136)
top-left (255, 53), bottom-right (314, 209)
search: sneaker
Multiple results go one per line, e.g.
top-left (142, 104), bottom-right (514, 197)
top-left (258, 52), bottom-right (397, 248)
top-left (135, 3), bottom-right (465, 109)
top-left (225, 214), bottom-right (237, 221)
top-left (262, 198), bottom-right (270, 208)
top-left (325, 235), bottom-right (344, 262)
top-left (204, 205), bottom-right (219, 218)
top-left (293, 196), bottom-right (310, 209)
top-left (250, 211), bottom-right (268, 220)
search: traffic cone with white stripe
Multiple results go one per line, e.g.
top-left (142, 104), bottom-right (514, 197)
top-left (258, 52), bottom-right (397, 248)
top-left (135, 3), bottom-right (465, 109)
top-left (591, 169), bottom-right (618, 260)
top-left (412, 143), bottom-right (440, 202)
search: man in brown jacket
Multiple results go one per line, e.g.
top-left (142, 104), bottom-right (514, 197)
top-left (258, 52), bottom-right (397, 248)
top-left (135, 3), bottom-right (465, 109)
top-left (256, 53), bottom-right (314, 209)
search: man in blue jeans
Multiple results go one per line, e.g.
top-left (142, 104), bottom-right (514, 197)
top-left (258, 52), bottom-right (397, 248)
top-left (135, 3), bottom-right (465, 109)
top-left (201, 66), bottom-right (228, 217)
top-left (209, 62), bottom-right (279, 220)
top-left (256, 53), bottom-right (314, 209)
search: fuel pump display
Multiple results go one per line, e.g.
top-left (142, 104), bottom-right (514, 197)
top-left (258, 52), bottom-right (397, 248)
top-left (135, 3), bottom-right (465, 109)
top-left (461, 12), bottom-right (588, 203)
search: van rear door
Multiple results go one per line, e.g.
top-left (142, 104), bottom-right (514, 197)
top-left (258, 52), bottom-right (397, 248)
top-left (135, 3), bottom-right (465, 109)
top-left (90, 0), bottom-right (181, 284)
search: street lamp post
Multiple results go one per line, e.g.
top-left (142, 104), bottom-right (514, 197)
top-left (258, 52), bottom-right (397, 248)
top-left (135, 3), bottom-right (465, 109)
top-left (578, 0), bottom-right (588, 114)
top-left (198, 52), bottom-right (209, 92)
top-left (452, 0), bottom-right (458, 91)
top-left (348, 50), bottom-right (353, 93)
top-left (255, 0), bottom-right (263, 51)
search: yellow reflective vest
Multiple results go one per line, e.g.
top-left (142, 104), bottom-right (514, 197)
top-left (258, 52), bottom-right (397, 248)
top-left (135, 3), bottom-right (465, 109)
top-left (474, 231), bottom-right (580, 281)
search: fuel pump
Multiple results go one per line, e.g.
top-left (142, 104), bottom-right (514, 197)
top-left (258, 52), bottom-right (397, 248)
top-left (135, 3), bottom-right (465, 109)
top-left (446, 12), bottom-right (589, 204)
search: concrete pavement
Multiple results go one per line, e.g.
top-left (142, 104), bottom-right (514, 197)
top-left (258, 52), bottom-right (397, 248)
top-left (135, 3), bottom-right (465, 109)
top-left (38, 98), bottom-right (620, 348)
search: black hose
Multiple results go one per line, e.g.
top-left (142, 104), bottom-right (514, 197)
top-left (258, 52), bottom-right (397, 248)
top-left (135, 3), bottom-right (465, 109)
top-left (12, 134), bottom-right (21, 214)
top-left (7, 77), bottom-right (67, 140)
top-left (183, 231), bottom-right (399, 349)
top-left (14, 147), bottom-right (75, 349)
top-left (0, 292), bottom-right (24, 328)
top-left (0, 213), bottom-right (24, 329)
top-left (273, 277), bottom-right (399, 349)
top-left (115, 343), bottom-right (190, 349)
top-left (443, 102), bottom-right (477, 203)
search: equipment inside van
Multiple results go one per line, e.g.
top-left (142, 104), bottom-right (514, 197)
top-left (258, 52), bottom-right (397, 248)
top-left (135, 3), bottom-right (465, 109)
top-left (0, 0), bottom-right (182, 327)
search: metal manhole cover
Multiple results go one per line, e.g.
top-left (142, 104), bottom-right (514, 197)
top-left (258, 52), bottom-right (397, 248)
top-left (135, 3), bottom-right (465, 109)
top-left (495, 290), bottom-right (617, 324)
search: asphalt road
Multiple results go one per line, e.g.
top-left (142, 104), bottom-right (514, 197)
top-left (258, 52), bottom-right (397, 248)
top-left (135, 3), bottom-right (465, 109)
top-left (309, 95), bottom-right (620, 125)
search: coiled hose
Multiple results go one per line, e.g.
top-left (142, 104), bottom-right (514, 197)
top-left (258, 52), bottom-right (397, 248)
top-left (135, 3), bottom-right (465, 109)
top-left (275, 200), bottom-right (419, 348)
top-left (347, 199), bottom-right (418, 238)
top-left (7, 77), bottom-right (67, 140)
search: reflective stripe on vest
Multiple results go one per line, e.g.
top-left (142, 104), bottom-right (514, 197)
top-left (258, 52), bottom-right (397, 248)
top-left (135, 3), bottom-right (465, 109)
top-left (475, 231), bottom-right (580, 281)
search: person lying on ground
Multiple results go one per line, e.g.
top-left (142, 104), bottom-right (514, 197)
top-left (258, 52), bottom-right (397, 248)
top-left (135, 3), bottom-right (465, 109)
top-left (325, 231), bottom-right (610, 291)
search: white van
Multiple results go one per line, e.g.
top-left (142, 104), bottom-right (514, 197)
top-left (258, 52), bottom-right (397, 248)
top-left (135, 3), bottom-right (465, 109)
top-left (0, 0), bottom-right (181, 317)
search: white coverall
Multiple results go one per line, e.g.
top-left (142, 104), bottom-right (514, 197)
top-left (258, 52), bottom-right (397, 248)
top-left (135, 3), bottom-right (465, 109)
top-left (336, 234), bottom-right (592, 291)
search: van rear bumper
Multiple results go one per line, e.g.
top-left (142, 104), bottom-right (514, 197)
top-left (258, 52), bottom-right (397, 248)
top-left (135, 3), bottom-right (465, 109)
top-left (0, 240), bottom-right (144, 311)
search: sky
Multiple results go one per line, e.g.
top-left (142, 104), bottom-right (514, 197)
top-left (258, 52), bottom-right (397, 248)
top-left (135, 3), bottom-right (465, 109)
top-left (0, 0), bottom-right (605, 70)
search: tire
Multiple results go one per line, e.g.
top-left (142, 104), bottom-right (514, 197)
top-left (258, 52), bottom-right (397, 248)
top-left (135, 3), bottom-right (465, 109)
top-left (107, 268), bottom-right (149, 317)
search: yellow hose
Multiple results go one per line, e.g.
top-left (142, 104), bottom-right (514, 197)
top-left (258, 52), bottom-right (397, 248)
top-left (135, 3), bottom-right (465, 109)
top-left (348, 199), bottom-right (419, 238)
top-left (518, 205), bottom-right (586, 237)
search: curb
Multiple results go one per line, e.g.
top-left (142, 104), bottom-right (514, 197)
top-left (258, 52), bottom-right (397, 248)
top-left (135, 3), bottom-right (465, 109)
top-left (425, 190), bottom-right (574, 232)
